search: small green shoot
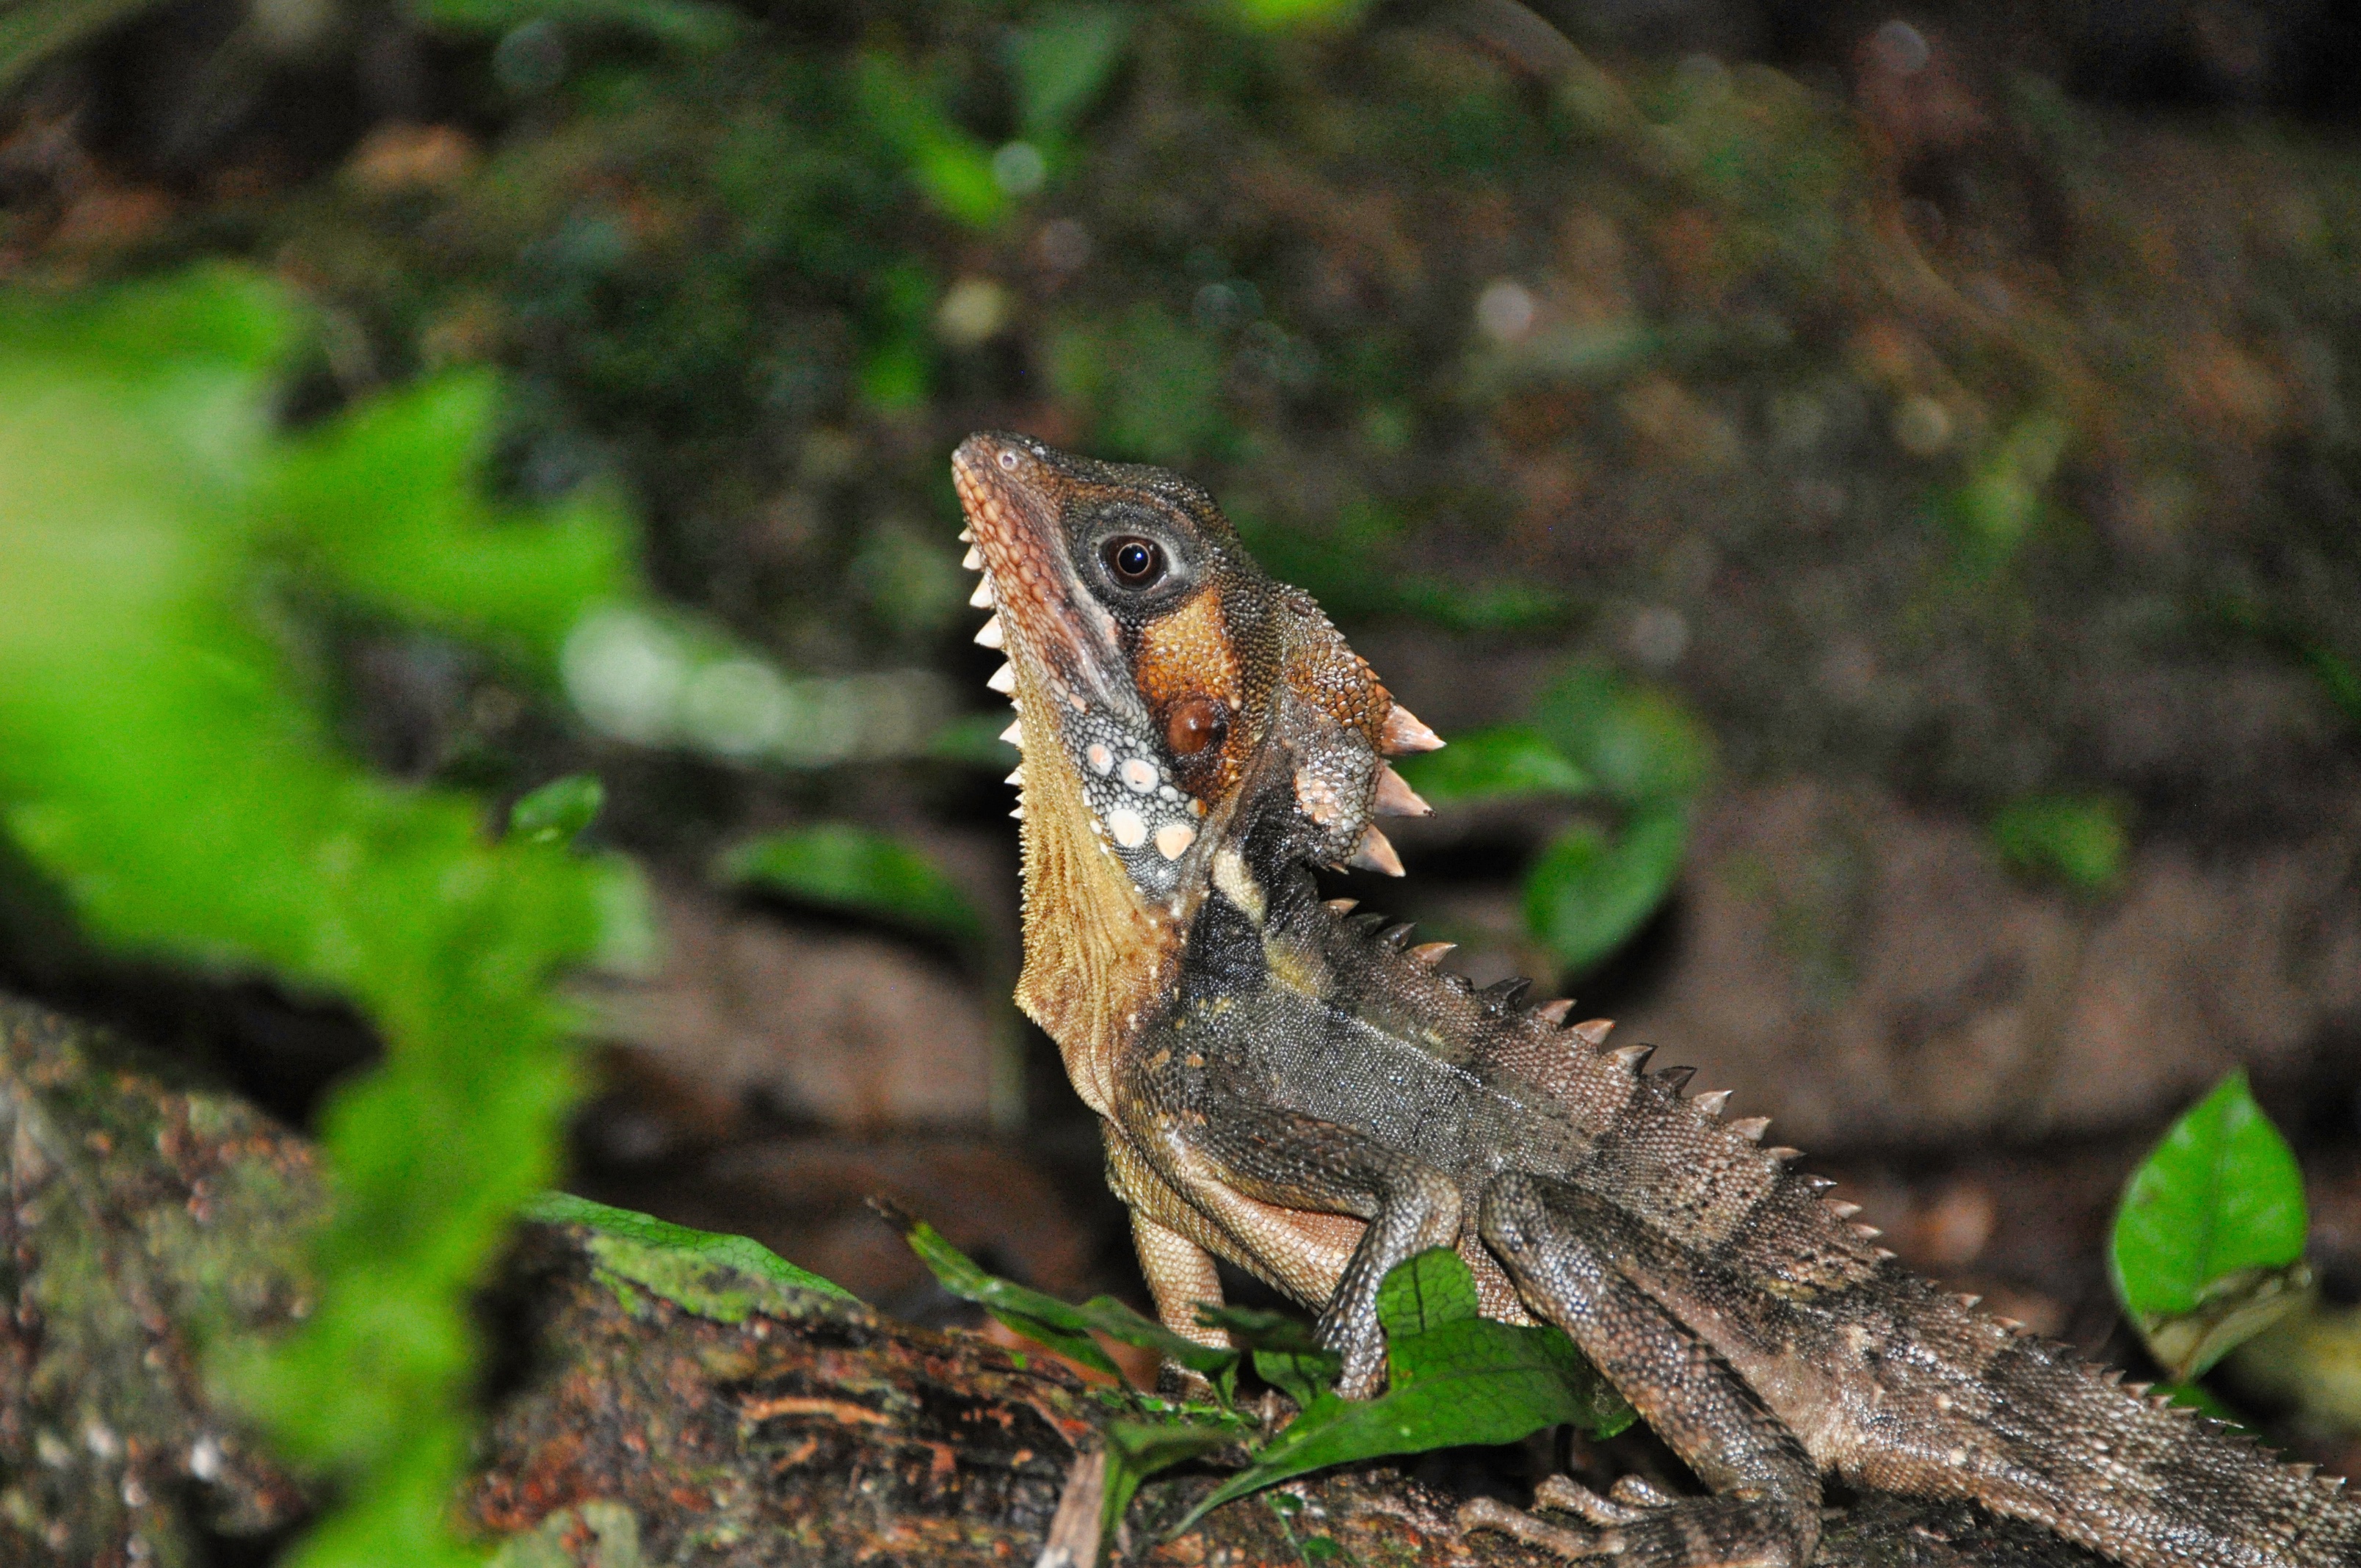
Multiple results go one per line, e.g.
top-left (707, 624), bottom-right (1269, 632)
top-left (509, 774), bottom-right (604, 846)
top-left (1991, 794), bottom-right (2128, 896)
top-left (2111, 1070), bottom-right (2312, 1381)
top-left (720, 823), bottom-right (982, 945)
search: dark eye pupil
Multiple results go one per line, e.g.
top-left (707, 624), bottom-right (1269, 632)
top-left (1106, 537), bottom-right (1163, 584)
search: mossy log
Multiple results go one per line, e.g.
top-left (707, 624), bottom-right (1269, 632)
top-left (0, 992), bottom-right (2095, 1567)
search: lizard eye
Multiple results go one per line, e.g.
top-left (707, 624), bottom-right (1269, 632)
top-left (1101, 536), bottom-right (1167, 589)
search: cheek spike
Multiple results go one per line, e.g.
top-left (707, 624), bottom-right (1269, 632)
top-left (1379, 703), bottom-right (1444, 755)
top-left (1346, 825), bottom-right (1405, 876)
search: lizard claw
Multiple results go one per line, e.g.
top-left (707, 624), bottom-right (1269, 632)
top-left (1609, 1475), bottom-right (1681, 1510)
top-left (1461, 1496), bottom-right (1625, 1558)
top-left (1537, 1474), bottom-right (1650, 1526)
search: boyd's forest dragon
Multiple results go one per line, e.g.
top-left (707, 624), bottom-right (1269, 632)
top-left (948, 432), bottom-right (2361, 1568)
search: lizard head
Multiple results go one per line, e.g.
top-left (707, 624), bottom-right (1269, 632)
top-left (950, 432), bottom-right (1439, 1104)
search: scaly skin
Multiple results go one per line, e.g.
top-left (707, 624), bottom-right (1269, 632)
top-left (949, 432), bottom-right (2361, 1568)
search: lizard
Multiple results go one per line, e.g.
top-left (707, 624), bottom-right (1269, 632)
top-left (947, 429), bottom-right (2361, 1568)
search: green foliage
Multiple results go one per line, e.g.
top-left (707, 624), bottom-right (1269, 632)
top-left (855, 54), bottom-right (1008, 231)
top-left (892, 1217), bottom-right (1630, 1552)
top-left (1225, 0), bottom-right (1371, 29)
top-left (1399, 663), bottom-right (1711, 975)
top-left (1238, 502), bottom-right (1573, 635)
top-left (1049, 305), bottom-right (1233, 465)
top-left (415, 0), bottom-right (739, 52)
top-left (1941, 415), bottom-right (2070, 580)
top-left (719, 823), bottom-right (981, 945)
top-left (0, 268), bottom-right (645, 1566)
top-left (1991, 794), bottom-right (2129, 896)
top-left (2111, 1070), bottom-right (2313, 1381)
top-left (1378, 726), bottom-right (1589, 805)
top-left (884, 1201), bottom-right (1236, 1386)
top-left (1008, 5), bottom-right (1135, 142)
top-left (1176, 1249), bottom-right (1630, 1531)
top-left (523, 1191), bottom-right (857, 1316)
top-left (509, 774), bottom-right (605, 846)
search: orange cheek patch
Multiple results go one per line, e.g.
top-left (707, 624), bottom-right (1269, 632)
top-left (1134, 591), bottom-right (1246, 796)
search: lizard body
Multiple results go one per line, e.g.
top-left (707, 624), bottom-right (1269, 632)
top-left (949, 432), bottom-right (2361, 1568)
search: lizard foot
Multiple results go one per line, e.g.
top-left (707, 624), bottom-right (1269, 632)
top-left (1459, 1487), bottom-right (1810, 1567)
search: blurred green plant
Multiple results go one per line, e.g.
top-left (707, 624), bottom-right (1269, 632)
top-left (509, 773), bottom-right (606, 845)
top-left (717, 822), bottom-right (981, 945)
top-left (2111, 1070), bottom-right (2312, 1387)
top-left (1990, 793), bottom-right (2129, 896)
top-left (417, 0), bottom-right (740, 54)
top-left (1399, 662), bottom-right (1712, 975)
top-left (1940, 414), bottom-right (2070, 581)
top-left (885, 1207), bottom-right (1631, 1553)
top-left (0, 266), bottom-right (648, 1567)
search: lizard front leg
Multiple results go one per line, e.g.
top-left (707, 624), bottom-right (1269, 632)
top-left (1471, 1170), bottom-right (1821, 1568)
top-left (1131, 1092), bottom-right (1461, 1398)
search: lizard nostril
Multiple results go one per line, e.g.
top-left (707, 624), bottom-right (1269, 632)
top-left (998, 449), bottom-right (1019, 471)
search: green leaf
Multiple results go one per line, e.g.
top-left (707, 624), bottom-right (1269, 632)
top-left (1393, 726), bottom-right (1592, 805)
top-left (523, 1191), bottom-right (859, 1311)
top-left (882, 1202), bottom-right (1238, 1384)
top-left (509, 775), bottom-right (604, 846)
top-left (1523, 805), bottom-right (1690, 973)
top-left (1197, 1303), bottom-right (1340, 1409)
top-left (1174, 1250), bottom-right (1630, 1533)
top-left (1990, 794), bottom-right (2129, 896)
top-left (2111, 1070), bottom-right (2312, 1379)
top-left (1100, 1419), bottom-right (1237, 1545)
top-left (0, 268), bottom-right (644, 1568)
top-left (1374, 1246), bottom-right (1481, 1340)
top-left (855, 55), bottom-right (1009, 231)
top-left (1531, 663), bottom-right (1712, 807)
top-left (719, 824), bottom-right (981, 945)
top-left (1009, 6), bottom-right (1134, 140)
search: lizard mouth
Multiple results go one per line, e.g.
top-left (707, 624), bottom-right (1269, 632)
top-left (949, 432), bottom-right (1131, 724)
top-left (951, 432), bottom-right (1211, 903)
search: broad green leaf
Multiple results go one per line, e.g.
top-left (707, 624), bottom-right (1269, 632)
top-left (1524, 805), bottom-right (1690, 973)
top-left (523, 1191), bottom-right (857, 1310)
top-left (1393, 726), bottom-right (1592, 805)
top-left (1175, 1250), bottom-right (1630, 1531)
top-left (720, 824), bottom-right (981, 945)
top-left (1991, 794), bottom-right (2128, 896)
top-left (1532, 663), bottom-right (1712, 807)
top-left (1374, 1246), bottom-right (1481, 1340)
top-left (884, 1204), bottom-right (1238, 1383)
top-left (509, 775), bottom-right (604, 846)
top-left (2112, 1070), bottom-right (2311, 1379)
